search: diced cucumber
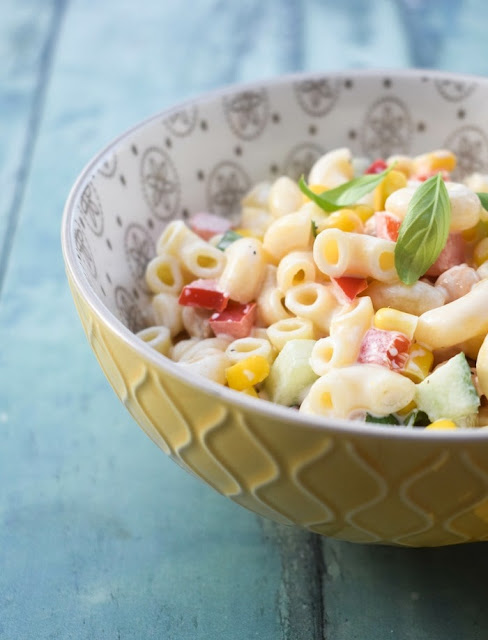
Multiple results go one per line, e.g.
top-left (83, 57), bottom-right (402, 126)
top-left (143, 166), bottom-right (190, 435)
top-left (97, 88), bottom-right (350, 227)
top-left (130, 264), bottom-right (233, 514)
top-left (265, 339), bottom-right (318, 406)
top-left (415, 352), bottom-right (480, 424)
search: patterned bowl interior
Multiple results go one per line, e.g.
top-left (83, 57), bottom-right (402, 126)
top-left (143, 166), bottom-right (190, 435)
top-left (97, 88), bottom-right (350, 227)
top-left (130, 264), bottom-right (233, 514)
top-left (67, 69), bottom-right (488, 372)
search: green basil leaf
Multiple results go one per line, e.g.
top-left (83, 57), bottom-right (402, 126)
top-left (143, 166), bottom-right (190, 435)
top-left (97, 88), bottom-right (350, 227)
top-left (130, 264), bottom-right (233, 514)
top-left (394, 173), bottom-right (451, 285)
top-left (298, 165), bottom-right (393, 213)
top-left (477, 192), bottom-right (488, 212)
top-left (311, 219), bottom-right (318, 238)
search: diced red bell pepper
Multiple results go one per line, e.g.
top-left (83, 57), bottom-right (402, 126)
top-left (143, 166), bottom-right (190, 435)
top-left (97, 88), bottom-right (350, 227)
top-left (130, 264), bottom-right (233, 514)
top-left (425, 233), bottom-right (465, 277)
top-left (364, 159), bottom-right (388, 174)
top-left (358, 328), bottom-right (410, 370)
top-left (374, 211), bottom-right (401, 241)
top-left (178, 279), bottom-right (229, 312)
top-left (331, 276), bottom-right (368, 302)
top-left (209, 301), bottom-right (257, 339)
top-left (189, 212), bottom-right (232, 241)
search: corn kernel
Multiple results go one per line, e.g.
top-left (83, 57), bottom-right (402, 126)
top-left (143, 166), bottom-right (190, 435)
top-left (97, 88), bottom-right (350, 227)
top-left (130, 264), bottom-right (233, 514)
top-left (413, 149), bottom-right (457, 174)
top-left (425, 419), bottom-right (458, 430)
top-left (373, 170), bottom-right (408, 211)
top-left (352, 204), bottom-right (375, 222)
top-left (401, 343), bottom-right (434, 383)
top-left (373, 308), bottom-right (418, 339)
top-left (474, 237), bottom-right (488, 266)
top-left (397, 400), bottom-right (416, 416)
top-left (322, 209), bottom-right (363, 233)
top-left (225, 355), bottom-right (270, 391)
top-left (241, 386), bottom-right (259, 398)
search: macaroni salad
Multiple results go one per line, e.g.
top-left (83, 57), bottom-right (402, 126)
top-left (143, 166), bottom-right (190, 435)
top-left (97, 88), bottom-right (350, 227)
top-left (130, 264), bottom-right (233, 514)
top-left (139, 147), bottom-right (488, 429)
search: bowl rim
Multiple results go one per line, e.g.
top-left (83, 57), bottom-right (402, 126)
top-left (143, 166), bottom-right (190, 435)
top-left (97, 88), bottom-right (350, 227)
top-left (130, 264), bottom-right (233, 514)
top-left (61, 67), bottom-right (488, 442)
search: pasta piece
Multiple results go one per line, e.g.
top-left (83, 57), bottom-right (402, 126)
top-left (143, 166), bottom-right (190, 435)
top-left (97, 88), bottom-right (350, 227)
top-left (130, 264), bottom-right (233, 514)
top-left (386, 154), bottom-right (414, 177)
top-left (385, 182), bottom-right (481, 232)
top-left (156, 220), bottom-right (196, 255)
top-left (225, 337), bottom-right (275, 364)
top-left (137, 326), bottom-right (171, 356)
top-left (310, 296), bottom-right (374, 375)
top-left (284, 282), bottom-right (339, 334)
top-left (180, 240), bottom-right (225, 280)
top-left (277, 251), bottom-right (317, 292)
top-left (181, 306), bottom-right (213, 339)
top-left (151, 292), bottom-right (183, 337)
top-left (145, 253), bottom-right (185, 295)
top-left (267, 317), bottom-right (315, 351)
top-left (313, 228), bottom-right (397, 282)
top-left (241, 181), bottom-right (271, 209)
top-left (156, 220), bottom-right (225, 279)
top-left (172, 336), bottom-right (232, 384)
top-left (240, 206), bottom-right (272, 236)
top-left (268, 176), bottom-right (303, 218)
top-left (176, 353), bottom-right (230, 385)
top-left (415, 279), bottom-right (488, 350)
top-left (300, 364), bottom-right (416, 420)
top-left (256, 265), bottom-right (291, 326)
top-left (218, 237), bottom-right (267, 303)
top-left (308, 147), bottom-right (353, 188)
top-left (263, 210), bottom-right (313, 263)
top-left (367, 279), bottom-right (445, 315)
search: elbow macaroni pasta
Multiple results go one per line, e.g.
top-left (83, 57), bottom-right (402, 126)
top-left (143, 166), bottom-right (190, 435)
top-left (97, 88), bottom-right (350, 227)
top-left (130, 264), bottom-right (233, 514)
top-left (139, 146), bottom-right (488, 428)
top-left (313, 228), bottom-right (398, 281)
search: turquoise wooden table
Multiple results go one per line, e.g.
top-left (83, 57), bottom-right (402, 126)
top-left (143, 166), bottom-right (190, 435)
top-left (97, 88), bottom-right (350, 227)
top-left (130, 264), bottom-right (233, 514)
top-left (2, 2), bottom-right (488, 638)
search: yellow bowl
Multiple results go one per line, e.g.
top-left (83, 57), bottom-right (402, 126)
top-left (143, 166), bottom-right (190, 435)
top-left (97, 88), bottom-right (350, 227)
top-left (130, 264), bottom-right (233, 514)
top-left (62, 69), bottom-right (488, 547)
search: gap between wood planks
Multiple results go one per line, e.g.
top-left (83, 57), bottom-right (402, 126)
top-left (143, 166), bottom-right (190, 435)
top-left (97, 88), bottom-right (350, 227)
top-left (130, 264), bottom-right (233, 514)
top-left (0, 0), bottom-right (67, 301)
top-left (260, 519), bottom-right (326, 640)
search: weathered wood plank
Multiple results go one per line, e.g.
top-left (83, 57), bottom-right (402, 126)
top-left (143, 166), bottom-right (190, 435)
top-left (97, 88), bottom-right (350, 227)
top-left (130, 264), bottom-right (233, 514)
top-left (323, 538), bottom-right (488, 639)
top-left (0, 0), bottom-right (63, 294)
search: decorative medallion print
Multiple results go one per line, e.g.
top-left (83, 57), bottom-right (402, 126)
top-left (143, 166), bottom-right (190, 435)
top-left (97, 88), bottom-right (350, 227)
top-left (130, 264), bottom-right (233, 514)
top-left (124, 223), bottom-right (155, 291)
top-left (74, 223), bottom-right (97, 282)
top-left (206, 161), bottom-right (251, 218)
top-left (294, 77), bottom-right (340, 117)
top-left (164, 104), bottom-right (198, 137)
top-left (114, 285), bottom-right (146, 333)
top-left (283, 143), bottom-right (325, 181)
top-left (361, 97), bottom-right (412, 159)
top-left (78, 181), bottom-right (104, 236)
top-left (435, 78), bottom-right (477, 102)
top-left (223, 89), bottom-right (269, 140)
top-left (445, 126), bottom-right (488, 178)
top-left (98, 153), bottom-right (117, 178)
top-left (140, 147), bottom-right (180, 220)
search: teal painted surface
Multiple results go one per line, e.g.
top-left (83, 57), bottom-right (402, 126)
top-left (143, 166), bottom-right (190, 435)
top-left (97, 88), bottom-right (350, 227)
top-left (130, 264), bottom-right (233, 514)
top-left (2, 1), bottom-right (488, 639)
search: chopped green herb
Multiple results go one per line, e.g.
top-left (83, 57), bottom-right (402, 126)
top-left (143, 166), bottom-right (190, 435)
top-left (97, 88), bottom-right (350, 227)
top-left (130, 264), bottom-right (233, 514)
top-left (298, 165), bottom-right (393, 213)
top-left (365, 413), bottom-right (400, 425)
top-left (394, 173), bottom-right (451, 285)
top-left (403, 409), bottom-right (430, 428)
top-left (311, 219), bottom-right (318, 238)
top-left (216, 229), bottom-right (243, 251)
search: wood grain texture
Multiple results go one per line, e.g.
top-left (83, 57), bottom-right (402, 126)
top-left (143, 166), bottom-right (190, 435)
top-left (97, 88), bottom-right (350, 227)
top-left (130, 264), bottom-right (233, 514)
top-left (323, 538), bottom-right (488, 639)
top-left (2, 0), bottom-right (488, 638)
top-left (0, 0), bottom-right (63, 295)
